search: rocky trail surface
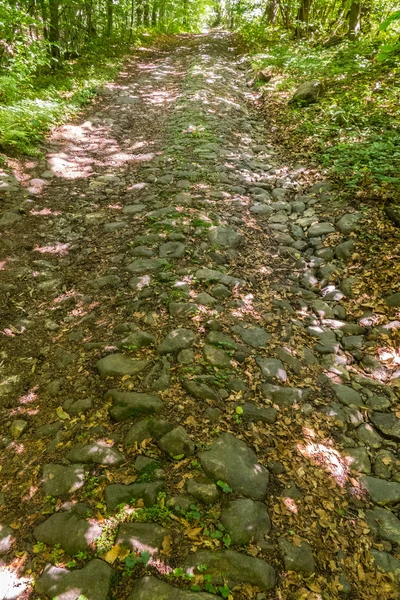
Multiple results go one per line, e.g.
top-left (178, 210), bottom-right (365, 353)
top-left (1, 32), bottom-right (400, 600)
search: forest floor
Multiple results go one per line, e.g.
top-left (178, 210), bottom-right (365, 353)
top-left (0, 32), bottom-right (400, 600)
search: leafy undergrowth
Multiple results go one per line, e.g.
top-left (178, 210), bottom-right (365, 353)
top-left (246, 37), bottom-right (400, 201)
top-left (0, 32), bottom-right (172, 158)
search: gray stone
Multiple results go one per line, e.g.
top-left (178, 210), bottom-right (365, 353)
top-left (64, 398), bottom-right (92, 415)
top-left (10, 419), bottom-right (28, 439)
top-left (105, 390), bottom-right (162, 421)
top-left (35, 559), bottom-right (113, 600)
top-left (366, 507), bottom-right (400, 545)
top-left (0, 524), bottom-right (14, 554)
top-left (125, 420), bottom-right (152, 446)
top-left (178, 349), bottom-right (195, 364)
top-left (33, 512), bottom-right (101, 554)
top-left (122, 204), bottom-right (146, 214)
top-left (371, 550), bottom-right (400, 582)
top-left (221, 499), bottom-right (271, 546)
top-left (66, 441), bottom-right (125, 466)
top-left (250, 204), bottom-right (273, 215)
top-left (159, 241), bottom-right (186, 258)
top-left (386, 292), bottom-right (400, 307)
top-left (128, 576), bottom-right (215, 600)
top-left (342, 448), bottom-right (371, 474)
top-left (342, 335), bottom-right (364, 350)
top-left (96, 354), bottom-right (150, 378)
top-left (195, 268), bottom-right (242, 288)
top-left (120, 331), bottom-right (155, 349)
top-left (332, 384), bottom-right (363, 407)
top-left (231, 325), bottom-right (270, 348)
top-left (182, 380), bottom-right (219, 402)
top-left (158, 329), bottom-right (197, 354)
top-left (203, 344), bottom-right (231, 367)
top-left (42, 464), bottom-right (85, 497)
top-left (0, 212), bottom-right (21, 228)
top-left (206, 331), bottom-right (238, 349)
top-left (370, 412), bottom-right (400, 441)
top-left (186, 477), bottom-right (219, 505)
top-left (116, 523), bottom-right (169, 555)
top-left (336, 213), bottom-right (361, 234)
top-left (195, 292), bottom-right (217, 306)
top-left (169, 302), bottom-right (198, 317)
top-left (356, 424), bottom-right (383, 449)
top-left (308, 222), bottom-right (335, 237)
top-left (278, 537), bottom-right (315, 574)
top-left (129, 275), bottom-right (151, 291)
top-left (261, 384), bottom-right (310, 407)
top-left (198, 433), bottom-right (269, 500)
top-left (374, 450), bottom-right (395, 480)
top-left (158, 427), bottom-right (194, 458)
top-left (208, 227), bottom-right (242, 248)
top-left (366, 394), bottom-right (391, 410)
top-left (127, 258), bottom-right (169, 273)
top-left (335, 240), bottom-right (354, 262)
top-left (87, 275), bottom-right (121, 288)
top-left (210, 284), bottom-right (231, 298)
top-left (276, 348), bottom-right (303, 374)
top-left (105, 481), bottom-right (164, 511)
top-left (256, 357), bottom-right (287, 381)
top-left (290, 80), bottom-right (323, 105)
top-left (239, 403), bottom-right (277, 424)
top-left (360, 476), bottom-right (400, 506)
top-left (183, 550), bottom-right (275, 590)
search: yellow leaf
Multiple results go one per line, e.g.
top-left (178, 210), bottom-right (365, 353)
top-left (186, 527), bottom-right (203, 541)
top-left (104, 544), bottom-right (122, 564)
top-left (56, 406), bottom-right (70, 420)
top-left (161, 535), bottom-right (172, 555)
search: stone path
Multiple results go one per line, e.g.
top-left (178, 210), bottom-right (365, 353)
top-left (0, 32), bottom-right (399, 600)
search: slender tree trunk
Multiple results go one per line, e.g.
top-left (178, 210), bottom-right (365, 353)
top-left (151, 0), bottom-right (158, 27)
top-left (348, 1), bottom-right (361, 39)
top-left (263, 0), bottom-right (277, 24)
top-left (48, 0), bottom-right (60, 58)
top-left (159, 0), bottom-right (166, 28)
top-left (143, 0), bottom-right (150, 26)
top-left (296, 0), bottom-right (313, 37)
top-left (136, 0), bottom-right (143, 26)
top-left (183, 0), bottom-right (189, 28)
top-left (106, 0), bottom-right (113, 37)
top-left (129, 0), bottom-right (135, 39)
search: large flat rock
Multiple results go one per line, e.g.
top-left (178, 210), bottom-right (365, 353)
top-left (115, 523), bottom-right (169, 555)
top-left (34, 512), bottom-right (102, 555)
top-left (198, 433), bottom-right (269, 500)
top-left (183, 550), bottom-right (275, 591)
top-left (66, 441), bottom-right (125, 466)
top-left (35, 559), bottom-right (113, 600)
top-left (128, 576), bottom-right (216, 600)
top-left (42, 464), bottom-right (86, 497)
top-left (105, 481), bottom-right (164, 511)
top-left (105, 389), bottom-right (163, 421)
top-left (97, 354), bottom-right (150, 378)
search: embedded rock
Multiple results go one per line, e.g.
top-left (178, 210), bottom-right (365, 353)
top-left (33, 512), bottom-right (101, 555)
top-left (35, 559), bottom-right (113, 600)
top-left (221, 499), bottom-right (271, 546)
top-left (183, 550), bottom-right (275, 591)
top-left (97, 354), bottom-right (150, 378)
top-left (105, 390), bottom-right (162, 422)
top-left (198, 433), bottom-right (269, 500)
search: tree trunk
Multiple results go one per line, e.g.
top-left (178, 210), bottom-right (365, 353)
top-left (348, 1), bottom-right (361, 39)
top-left (143, 0), bottom-right (150, 26)
top-left (263, 0), bottom-right (277, 24)
top-left (136, 0), bottom-right (143, 26)
top-left (151, 0), bottom-right (158, 27)
top-left (48, 0), bottom-right (60, 59)
top-left (295, 0), bottom-right (313, 37)
top-left (106, 0), bottom-right (113, 37)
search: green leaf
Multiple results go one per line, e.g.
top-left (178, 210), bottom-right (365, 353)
top-left (216, 480), bottom-right (233, 493)
top-left (173, 454), bottom-right (185, 461)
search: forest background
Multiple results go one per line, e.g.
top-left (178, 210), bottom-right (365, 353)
top-left (0, 0), bottom-right (399, 200)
